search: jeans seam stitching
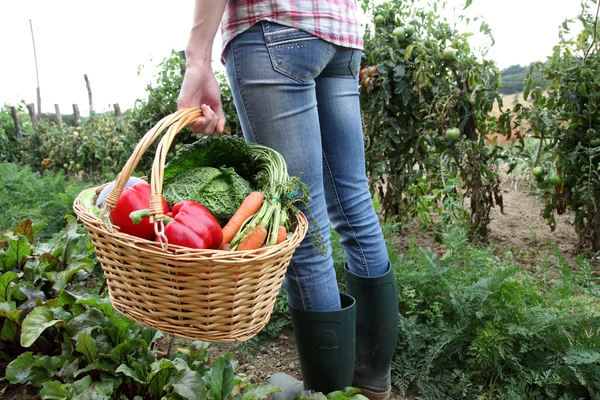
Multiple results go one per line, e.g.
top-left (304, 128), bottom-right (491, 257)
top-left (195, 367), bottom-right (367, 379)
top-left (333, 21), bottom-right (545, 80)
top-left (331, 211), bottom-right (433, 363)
top-left (323, 151), bottom-right (370, 277)
top-left (231, 31), bottom-right (257, 142)
top-left (288, 261), bottom-right (308, 310)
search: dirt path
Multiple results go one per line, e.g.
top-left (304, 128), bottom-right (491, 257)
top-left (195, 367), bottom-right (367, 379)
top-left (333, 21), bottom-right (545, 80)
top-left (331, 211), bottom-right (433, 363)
top-left (206, 182), bottom-right (580, 399)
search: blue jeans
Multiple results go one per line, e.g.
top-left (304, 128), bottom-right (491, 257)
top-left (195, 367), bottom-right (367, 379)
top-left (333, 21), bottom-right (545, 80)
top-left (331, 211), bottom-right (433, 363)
top-left (224, 21), bottom-right (389, 311)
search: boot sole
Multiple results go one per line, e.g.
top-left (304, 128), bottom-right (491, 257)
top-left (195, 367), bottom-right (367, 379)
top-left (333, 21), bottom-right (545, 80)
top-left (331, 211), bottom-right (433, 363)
top-left (357, 387), bottom-right (392, 400)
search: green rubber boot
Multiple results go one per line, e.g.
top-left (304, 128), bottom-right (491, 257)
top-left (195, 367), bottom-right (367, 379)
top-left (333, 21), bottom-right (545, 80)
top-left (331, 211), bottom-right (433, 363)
top-left (269, 293), bottom-right (356, 399)
top-left (345, 265), bottom-right (399, 400)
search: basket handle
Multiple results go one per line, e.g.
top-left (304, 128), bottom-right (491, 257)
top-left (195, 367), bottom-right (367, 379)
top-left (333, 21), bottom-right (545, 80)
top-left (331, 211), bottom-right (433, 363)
top-left (102, 108), bottom-right (203, 216)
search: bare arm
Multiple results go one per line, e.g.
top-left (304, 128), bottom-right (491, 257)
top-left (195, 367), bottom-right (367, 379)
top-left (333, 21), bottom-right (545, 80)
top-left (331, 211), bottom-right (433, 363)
top-left (178, 0), bottom-right (228, 134)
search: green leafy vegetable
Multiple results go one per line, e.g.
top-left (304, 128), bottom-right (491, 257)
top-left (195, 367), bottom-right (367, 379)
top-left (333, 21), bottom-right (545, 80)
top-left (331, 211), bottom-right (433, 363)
top-left (162, 135), bottom-right (254, 185)
top-left (162, 166), bottom-right (253, 226)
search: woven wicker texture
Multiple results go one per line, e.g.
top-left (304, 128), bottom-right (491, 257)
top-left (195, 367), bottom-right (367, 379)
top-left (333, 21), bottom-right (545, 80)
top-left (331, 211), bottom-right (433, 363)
top-left (73, 108), bottom-right (308, 342)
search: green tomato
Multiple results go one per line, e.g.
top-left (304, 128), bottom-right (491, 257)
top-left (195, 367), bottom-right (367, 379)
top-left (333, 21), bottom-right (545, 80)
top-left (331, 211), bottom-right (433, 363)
top-left (392, 27), bottom-right (406, 41)
top-left (445, 127), bottom-right (461, 141)
top-left (405, 24), bottom-right (416, 37)
top-left (547, 175), bottom-right (561, 186)
top-left (374, 14), bottom-right (385, 25)
top-left (63, 163), bottom-right (69, 169)
top-left (532, 167), bottom-right (544, 178)
top-left (442, 47), bottom-right (456, 61)
top-left (537, 181), bottom-right (550, 190)
top-left (591, 138), bottom-right (600, 146)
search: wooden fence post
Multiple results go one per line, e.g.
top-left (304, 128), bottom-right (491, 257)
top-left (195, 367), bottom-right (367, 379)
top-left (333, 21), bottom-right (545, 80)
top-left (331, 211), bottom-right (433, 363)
top-left (26, 103), bottom-right (36, 125)
top-left (113, 103), bottom-right (122, 117)
top-left (73, 104), bottom-right (80, 123)
top-left (54, 104), bottom-right (63, 130)
top-left (10, 106), bottom-right (21, 139)
top-left (84, 74), bottom-right (93, 113)
top-left (179, 50), bottom-right (186, 75)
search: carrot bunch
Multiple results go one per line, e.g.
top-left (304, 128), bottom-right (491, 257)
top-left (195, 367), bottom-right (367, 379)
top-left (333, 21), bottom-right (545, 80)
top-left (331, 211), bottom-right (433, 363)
top-left (220, 191), bottom-right (286, 250)
top-left (220, 143), bottom-right (309, 251)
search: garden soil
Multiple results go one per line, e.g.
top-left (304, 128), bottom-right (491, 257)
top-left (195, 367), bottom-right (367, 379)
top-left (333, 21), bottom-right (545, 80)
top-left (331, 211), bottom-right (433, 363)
top-left (201, 179), bottom-right (582, 400)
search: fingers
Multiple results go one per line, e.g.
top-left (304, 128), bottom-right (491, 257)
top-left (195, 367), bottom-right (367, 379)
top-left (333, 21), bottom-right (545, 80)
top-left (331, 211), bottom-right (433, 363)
top-left (183, 104), bottom-right (226, 135)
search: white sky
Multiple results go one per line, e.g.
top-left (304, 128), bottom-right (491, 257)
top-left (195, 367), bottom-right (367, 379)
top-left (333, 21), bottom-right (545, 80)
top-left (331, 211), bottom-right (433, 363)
top-left (0, 1), bottom-right (582, 116)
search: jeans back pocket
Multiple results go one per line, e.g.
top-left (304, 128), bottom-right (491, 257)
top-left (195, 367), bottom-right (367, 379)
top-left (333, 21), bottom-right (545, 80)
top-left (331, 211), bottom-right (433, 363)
top-left (262, 21), bottom-right (332, 83)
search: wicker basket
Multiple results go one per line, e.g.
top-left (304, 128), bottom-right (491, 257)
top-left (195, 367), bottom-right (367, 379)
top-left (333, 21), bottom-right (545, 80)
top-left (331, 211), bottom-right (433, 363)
top-left (73, 108), bottom-right (308, 342)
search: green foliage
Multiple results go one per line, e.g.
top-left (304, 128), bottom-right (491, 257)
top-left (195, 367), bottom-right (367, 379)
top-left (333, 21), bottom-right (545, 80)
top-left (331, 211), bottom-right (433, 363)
top-left (507, 1), bottom-right (600, 252)
top-left (391, 227), bottom-right (600, 399)
top-left (360, 0), bottom-right (506, 241)
top-left (0, 219), bottom-right (277, 399)
top-left (0, 163), bottom-right (86, 240)
top-left (18, 112), bottom-right (142, 183)
top-left (0, 103), bottom-right (31, 164)
top-left (163, 134), bottom-right (254, 184)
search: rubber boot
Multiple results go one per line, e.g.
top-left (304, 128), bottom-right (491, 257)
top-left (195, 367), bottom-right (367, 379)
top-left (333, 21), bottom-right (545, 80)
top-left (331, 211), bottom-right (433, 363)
top-left (345, 265), bottom-right (399, 400)
top-left (269, 293), bottom-right (356, 399)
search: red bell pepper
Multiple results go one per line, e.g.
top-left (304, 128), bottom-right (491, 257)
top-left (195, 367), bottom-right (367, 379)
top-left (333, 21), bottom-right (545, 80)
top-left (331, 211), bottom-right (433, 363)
top-left (110, 182), bottom-right (169, 240)
top-left (158, 200), bottom-right (223, 249)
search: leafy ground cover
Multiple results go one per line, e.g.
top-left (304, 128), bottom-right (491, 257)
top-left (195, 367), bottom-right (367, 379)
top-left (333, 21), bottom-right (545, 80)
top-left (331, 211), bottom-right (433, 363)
top-left (205, 181), bottom-right (600, 400)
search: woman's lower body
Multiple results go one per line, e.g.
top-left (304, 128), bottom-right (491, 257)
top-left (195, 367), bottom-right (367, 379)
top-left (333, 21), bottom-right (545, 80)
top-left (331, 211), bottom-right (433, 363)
top-left (225, 20), bottom-right (389, 311)
top-left (224, 21), bottom-right (398, 399)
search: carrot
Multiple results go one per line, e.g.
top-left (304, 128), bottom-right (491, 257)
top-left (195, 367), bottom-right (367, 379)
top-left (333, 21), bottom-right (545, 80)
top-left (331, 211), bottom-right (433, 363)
top-left (237, 225), bottom-right (268, 251)
top-left (221, 191), bottom-right (265, 247)
top-left (276, 225), bottom-right (287, 244)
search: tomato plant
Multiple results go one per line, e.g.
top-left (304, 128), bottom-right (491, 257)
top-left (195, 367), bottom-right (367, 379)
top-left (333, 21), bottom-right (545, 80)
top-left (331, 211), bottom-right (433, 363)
top-left (508, 1), bottom-right (600, 252)
top-left (360, 0), bottom-right (506, 241)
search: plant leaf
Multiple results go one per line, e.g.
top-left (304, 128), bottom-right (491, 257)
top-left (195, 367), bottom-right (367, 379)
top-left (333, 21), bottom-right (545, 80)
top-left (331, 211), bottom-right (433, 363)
top-left (40, 380), bottom-right (74, 399)
top-left (72, 375), bottom-right (114, 400)
top-left (0, 271), bottom-right (18, 302)
top-left (0, 309), bottom-right (22, 341)
top-left (0, 233), bottom-right (32, 270)
top-left (65, 307), bottom-right (110, 339)
top-left (172, 369), bottom-right (206, 400)
top-left (53, 260), bottom-right (93, 292)
top-left (210, 356), bottom-right (235, 400)
top-left (75, 333), bottom-right (99, 364)
top-left (21, 305), bottom-right (65, 347)
top-left (148, 359), bottom-right (177, 397)
top-left (5, 351), bottom-right (35, 384)
top-left (116, 363), bottom-right (148, 384)
top-left (240, 384), bottom-right (281, 399)
top-left (13, 219), bottom-right (35, 244)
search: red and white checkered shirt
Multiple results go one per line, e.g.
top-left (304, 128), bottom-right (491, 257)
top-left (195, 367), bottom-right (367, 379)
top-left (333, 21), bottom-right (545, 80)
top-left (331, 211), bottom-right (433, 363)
top-left (220, 0), bottom-right (364, 54)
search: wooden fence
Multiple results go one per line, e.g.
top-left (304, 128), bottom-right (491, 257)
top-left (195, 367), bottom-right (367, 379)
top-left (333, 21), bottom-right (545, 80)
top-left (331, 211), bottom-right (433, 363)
top-left (8, 73), bottom-right (124, 135)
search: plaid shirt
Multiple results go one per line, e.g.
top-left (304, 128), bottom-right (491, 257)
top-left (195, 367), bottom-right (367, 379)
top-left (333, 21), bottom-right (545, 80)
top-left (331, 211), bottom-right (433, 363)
top-left (220, 0), bottom-right (364, 55)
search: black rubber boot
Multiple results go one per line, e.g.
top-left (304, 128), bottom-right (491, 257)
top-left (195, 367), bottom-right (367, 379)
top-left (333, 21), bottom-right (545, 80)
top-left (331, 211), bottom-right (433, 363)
top-left (269, 293), bottom-right (356, 399)
top-left (345, 265), bottom-right (399, 400)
